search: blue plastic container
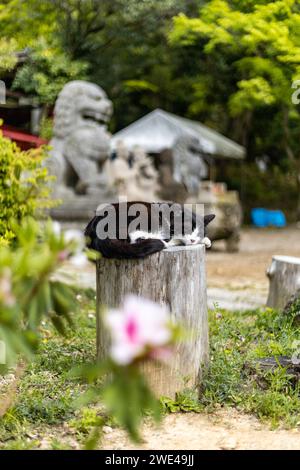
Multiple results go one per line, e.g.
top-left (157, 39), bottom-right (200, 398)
top-left (251, 208), bottom-right (268, 227)
top-left (251, 208), bottom-right (286, 228)
top-left (266, 210), bottom-right (286, 228)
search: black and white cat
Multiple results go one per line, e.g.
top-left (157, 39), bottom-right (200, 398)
top-left (85, 201), bottom-right (215, 259)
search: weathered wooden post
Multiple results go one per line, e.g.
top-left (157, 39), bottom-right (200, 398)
top-left (96, 244), bottom-right (209, 398)
top-left (267, 255), bottom-right (300, 309)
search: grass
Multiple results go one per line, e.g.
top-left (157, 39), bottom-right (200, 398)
top-left (0, 288), bottom-right (299, 449)
top-left (200, 305), bottom-right (300, 428)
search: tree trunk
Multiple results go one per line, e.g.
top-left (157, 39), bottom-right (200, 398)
top-left (96, 244), bottom-right (209, 398)
top-left (266, 255), bottom-right (300, 310)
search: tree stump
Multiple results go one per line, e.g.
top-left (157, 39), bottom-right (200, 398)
top-left (96, 244), bottom-right (209, 398)
top-left (267, 255), bottom-right (300, 310)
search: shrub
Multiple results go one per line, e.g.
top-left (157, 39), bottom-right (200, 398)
top-left (0, 128), bottom-right (55, 244)
top-left (0, 218), bottom-right (81, 369)
top-left (217, 162), bottom-right (299, 223)
top-left (39, 116), bottom-right (53, 141)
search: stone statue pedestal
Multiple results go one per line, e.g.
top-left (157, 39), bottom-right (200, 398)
top-left (50, 194), bottom-right (118, 221)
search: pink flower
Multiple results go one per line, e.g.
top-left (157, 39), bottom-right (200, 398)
top-left (0, 268), bottom-right (15, 307)
top-left (105, 295), bottom-right (172, 365)
top-left (58, 250), bottom-right (69, 262)
top-left (57, 229), bottom-right (88, 267)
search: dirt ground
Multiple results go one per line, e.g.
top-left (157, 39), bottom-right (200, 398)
top-left (206, 227), bottom-right (300, 310)
top-left (101, 409), bottom-right (300, 450)
top-left (207, 227), bottom-right (300, 290)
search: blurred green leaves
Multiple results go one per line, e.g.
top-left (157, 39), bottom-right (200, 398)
top-left (0, 38), bottom-right (17, 74)
top-left (74, 359), bottom-right (161, 443)
top-left (0, 129), bottom-right (56, 245)
top-left (12, 39), bottom-right (88, 105)
top-left (0, 218), bottom-right (77, 370)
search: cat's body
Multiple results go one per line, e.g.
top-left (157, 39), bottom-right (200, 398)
top-left (85, 201), bottom-right (215, 259)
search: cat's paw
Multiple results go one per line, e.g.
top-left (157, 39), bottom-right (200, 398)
top-left (201, 237), bottom-right (212, 248)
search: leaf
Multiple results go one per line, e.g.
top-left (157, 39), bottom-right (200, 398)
top-left (49, 313), bottom-right (67, 336)
top-left (101, 365), bottom-right (161, 442)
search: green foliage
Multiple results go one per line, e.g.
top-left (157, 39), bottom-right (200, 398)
top-left (0, 218), bottom-right (78, 369)
top-left (0, 129), bottom-right (55, 244)
top-left (0, 38), bottom-right (17, 74)
top-left (0, 0), bottom-right (199, 130)
top-left (73, 359), bottom-right (161, 444)
top-left (0, 289), bottom-right (96, 449)
top-left (103, 364), bottom-right (161, 442)
top-left (39, 116), bottom-right (53, 141)
top-left (201, 306), bottom-right (300, 427)
top-left (170, 0), bottom-right (300, 162)
top-left (0, 1), bottom-right (56, 49)
top-left (229, 78), bottom-right (276, 116)
top-left (286, 298), bottom-right (300, 322)
top-left (124, 80), bottom-right (159, 93)
top-left (12, 39), bottom-right (88, 105)
top-left (161, 390), bottom-right (203, 413)
top-left (1, 279), bottom-right (165, 446)
top-left (218, 161), bottom-right (299, 222)
top-left (69, 408), bottom-right (103, 435)
top-left (282, 293), bottom-right (300, 327)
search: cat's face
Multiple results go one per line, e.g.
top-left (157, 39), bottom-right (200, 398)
top-left (182, 214), bottom-right (215, 245)
top-left (182, 227), bottom-right (201, 245)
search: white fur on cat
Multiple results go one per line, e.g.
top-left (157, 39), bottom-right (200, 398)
top-left (129, 229), bottom-right (211, 248)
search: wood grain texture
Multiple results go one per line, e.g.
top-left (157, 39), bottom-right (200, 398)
top-left (267, 255), bottom-right (300, 309)
top-left (96, 244), bottom-right (209, 398)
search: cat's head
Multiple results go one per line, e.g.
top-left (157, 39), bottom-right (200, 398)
top-left (183, 214), bottom-right (215, 245)
top-left (204, 214), bottom-right (215, 230)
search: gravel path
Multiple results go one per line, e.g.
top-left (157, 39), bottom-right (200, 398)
top-left (101, 409), bottom-right (300, 450)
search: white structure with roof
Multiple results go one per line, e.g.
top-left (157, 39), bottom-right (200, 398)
top-left (111, 108), bottom-right (245, 160)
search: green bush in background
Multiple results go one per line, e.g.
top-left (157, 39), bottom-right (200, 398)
top-left (0, 218), bottom-right (76, 369)
top-left (217, 162), bottom-right (299, 223)
top-left (0, 128), bottom-right (55, 245)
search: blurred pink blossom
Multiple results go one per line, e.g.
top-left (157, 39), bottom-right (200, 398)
top-left (58, 250), bottom-right (69, 262)
top-left (105, 295), bottom-right (173, 365)
top-left (0, 268), bottom-right (15, 307)
top-left (55, 228), bottom-right (88, 267)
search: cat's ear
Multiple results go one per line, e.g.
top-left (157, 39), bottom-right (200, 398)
top-left (204, 214), bottom-right (215, 226)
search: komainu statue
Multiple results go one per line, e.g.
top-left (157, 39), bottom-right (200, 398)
top-left (48, 80), bottom-right (114, 200)
top-left (48, 80), bottom-right (160, 219)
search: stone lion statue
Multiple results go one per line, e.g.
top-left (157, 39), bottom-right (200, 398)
top-left (48, 80), bottom-right (114, 199)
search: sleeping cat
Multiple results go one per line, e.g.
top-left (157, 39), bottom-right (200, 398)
top-left (85, 201), bottom-right (215, 259)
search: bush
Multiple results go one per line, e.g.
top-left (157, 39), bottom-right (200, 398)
top-left (0, 218), bottom-right (85, 370)
top-left (217, 162), bottom-right (299, 223)
top-left (39, 116), bottom-right (53, 141)
top-left (0, 128), bottom-right (55, 244)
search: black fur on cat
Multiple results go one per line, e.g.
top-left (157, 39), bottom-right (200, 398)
top-left (84, 201), bottom-right (215, 259)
